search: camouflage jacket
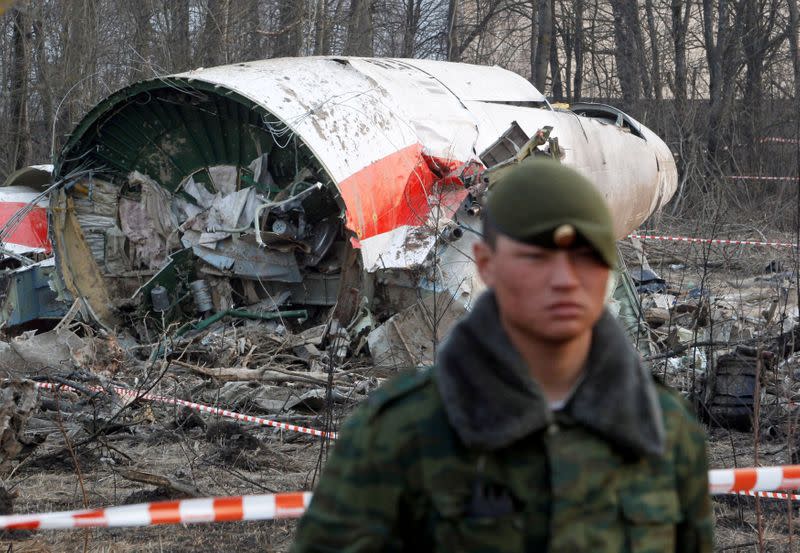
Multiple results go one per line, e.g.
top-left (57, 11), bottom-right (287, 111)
top-left (291, 294), bottom-right (713, 552)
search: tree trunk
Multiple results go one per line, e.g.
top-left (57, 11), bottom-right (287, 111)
top-left (128, 0), bottom-right (153, 80)
top-left (560, 3), bottom-right (573, 101)
top-left (31, 11), bottom-right (53, 158)
top-left (446, 0), bottom-right (460, 61)
top-left (170, 0), bottom-right (191, 70)
top-left (671, 0), bottom-right (691, 109)
top-left (574, 0), bottom-right (584, 101)
top-left (313, 0), bottom-right (331, 55)
top-left (345, 0), bottom-right (373, 56)
top-left (611, 0), bottom-right (643, 107)
top-left (549, 0), bottom-right (563, 100)
top-left (533, 0), bottom-right (552, 91)
top-left (789, 0), bottom-right (800, 103)
top-left (529, 0), bottom-right (539, 86)
top-left (56, 0), bottom-right (98, 154)
top-left (275, 0), bottom-right (303, 57)
top-left (200, 0), bottom-right (226, 66)
top-left (242, 0), bottom-right (262, 61)
top-left (9, 6), bottom-right (32, 170)
top-left (740, 0), bottom-right (779, 164)
top-left (644, 0), bottom-right (662, 99)
top-left (702, 0), bottom-right (742, 165)
top-left (401, 0), bottom-right (422, 58)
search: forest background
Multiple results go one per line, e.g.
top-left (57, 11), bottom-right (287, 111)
top-left (1, 0), bottom-right (800, 230)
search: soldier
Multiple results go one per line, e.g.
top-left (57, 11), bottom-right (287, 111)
top-left (291, 158), bottom-right (713, 552)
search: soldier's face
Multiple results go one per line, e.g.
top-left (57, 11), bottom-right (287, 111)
top-left (474, 235), bottom-right (609, 343)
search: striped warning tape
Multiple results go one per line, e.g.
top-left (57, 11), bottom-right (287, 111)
top-left (629, 233), bottom-right (797, 248)
top-left (737, 490), bottom-right (800, 501)
top-left (0, 492), bottom-right (311, 530)
top-left (759, 137), bottom-right (800, 145)
top-left (35, 381), bottom-right (337, 440)
top-left (709, 465), bottom-right (800, 494)
top-left (727, 175), bottom-right (799, 182)
top-left (4, 466), bottom-right (800, 530)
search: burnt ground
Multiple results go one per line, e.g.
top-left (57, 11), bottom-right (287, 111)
top-left (2, 215), bottom-right (800, 551)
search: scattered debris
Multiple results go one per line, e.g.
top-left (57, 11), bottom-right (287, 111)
top-left (116, 468), bottom-right (201, 499)
top-left (0, 58), bottom-right (691, 548)
top-left (0, 380), bottom-right (37, 473)
top-left (704, 350), bottom-right (761, 431)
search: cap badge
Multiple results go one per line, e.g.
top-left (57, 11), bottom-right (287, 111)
top-left (553, 224), bottom-right (576, 248)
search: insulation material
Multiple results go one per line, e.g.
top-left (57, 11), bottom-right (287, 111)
top-left (248, 154), bottom-right (277, 191)
top-left (208, 166), bottom-right (239, 195)
top-left (72, 178), bottom-right (119, 218)
top-left (71, 178), bottom-right (120, 265)
top-left (205, 187), bottom-right (259, 231)
top-left (119, 172), bottom-right (180, 269)
top-left (182, 177), bottom-right (216, 209)
top-left (75, 214), bottom-right (116, 264)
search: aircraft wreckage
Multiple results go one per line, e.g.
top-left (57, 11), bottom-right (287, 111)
top-left (37, 57), bottom-right (676, 362)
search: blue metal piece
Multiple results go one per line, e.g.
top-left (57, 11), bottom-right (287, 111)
top-left (1, 263), bottom-right (68, 327)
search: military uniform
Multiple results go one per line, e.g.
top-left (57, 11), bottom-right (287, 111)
top-left (292, 159), bottom-right (712, 551)
top-left (291, 293), bottom-right (713, 552)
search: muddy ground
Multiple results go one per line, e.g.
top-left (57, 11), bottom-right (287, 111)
top-left (2, 215), bottom-right (800, 552)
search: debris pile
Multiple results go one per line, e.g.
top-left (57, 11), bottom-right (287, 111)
top-left (626, 239), bottom-right (800, 431)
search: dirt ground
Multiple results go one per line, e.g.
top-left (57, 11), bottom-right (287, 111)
top-left (3, 216), bottom-right (800, 552)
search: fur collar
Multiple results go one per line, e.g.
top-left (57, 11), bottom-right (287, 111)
top-left (435, 291), bottom-right (665, 457)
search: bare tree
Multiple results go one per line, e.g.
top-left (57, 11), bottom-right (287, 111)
top-left (8, 4), bottom-right (31, 170)
top-left (671, 0), bottom-right (693, 109)
top-left (548, 0), bottom-right (563, 99)
top-left (643, 0), bottom-right (662, 99)
top-left (401, 0), bottom-right (423, 57)
top-left (241, 0), bottom-right (262, 61)
top-left (573, 0), bottom-right (585, 100)
top-left (344, 0), bottom-right (374, 56)
top-left (611, 0), bottom-right (649, 106)
top-left (740, 0), bottom-right (784, 159)
top-left (446, 0), bottom-right (460, 60)
top-left (313, 0), bottom-right (333, 55)
top-left (54, 0), bottom-right (99, 151)
top-left (789, 0), bottom-right (800, 102)
top-left (127, 0), bottom-right (153, 79)
top-left (702, 0), bottom-right (744, 163)
top-left (275, 0), bottom-right (304, 57)
top-left (532, 0), bottom-right (550, 89)
top-left (170, 0), bottom-right (192, 70)
top-left (199, 0), bottom-right (227, 66)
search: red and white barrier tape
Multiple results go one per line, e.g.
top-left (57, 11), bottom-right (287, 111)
top-left (629, 233), bottom-right (797, 248)
top-left (5, 466), bottom-right (800, 530)
top-left (759, 137), bottom-right (800, 145)
top-left (0, 492), bottom-right (311, 530)
top-left (727, 175), bottom-right (799, 182)
top-left (709, 465), bottom-right (800, 494)
top-left (737, 490), bottom-right (800, 501)
top-left (35, 382), bottom-right (337, 440)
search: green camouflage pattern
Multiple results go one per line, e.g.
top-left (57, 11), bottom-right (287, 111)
top-left (291, 369), bottom-right (712, 552)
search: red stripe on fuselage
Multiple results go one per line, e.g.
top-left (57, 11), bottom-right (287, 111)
top-left (0, 203), bottom-right (50, 252)
top-left (338, 144), bottom-right (468, 240)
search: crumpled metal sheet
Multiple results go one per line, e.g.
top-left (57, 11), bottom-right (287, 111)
top-left (367, 293), bottom-right (467, 370)
top-left (359, 225), bottom-right (436, 273)
top-left (190, 237), bottom-right (302, 282)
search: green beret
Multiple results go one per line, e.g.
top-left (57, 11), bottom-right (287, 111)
top-left (485, 157), bottom-right (617, 267)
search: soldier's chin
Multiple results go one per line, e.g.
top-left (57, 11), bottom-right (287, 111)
top-left (535, 322), bottom-right (589, 344)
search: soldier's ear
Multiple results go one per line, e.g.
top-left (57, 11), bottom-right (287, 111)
top-left (473, 240), bottom-right (495, 287)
